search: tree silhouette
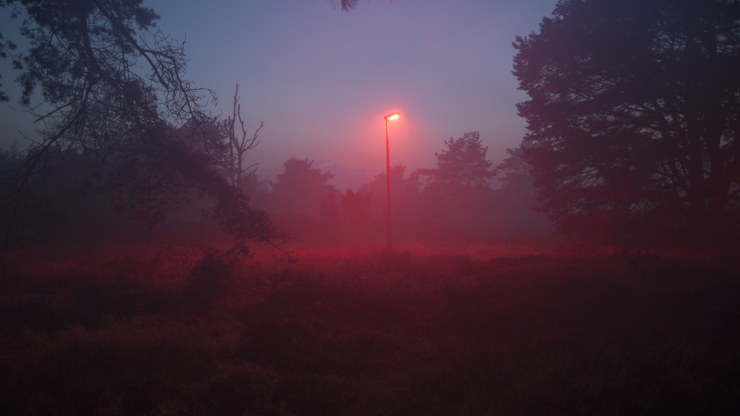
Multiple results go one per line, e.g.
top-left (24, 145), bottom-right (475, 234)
top-left (416, 132), bottom-right (495, 240)
top-left (221, 84), bottom-right (263, 188)
top-left (492, 147), bottom-right (552, 240)
top-left (425, 131), bottom-right (493, 189)
top-left (270, 158), bottom-right (335, 220)
top-left (360, 164), bottom-right (421, 224)
top-left (340, 188), bottom-right (372, 226)
top-left (327, 0), bottom-right (360, 12)
top-left (514, 0), bottom-right (740, 245)
top-left (0, 0), bottom-right (279, 258)
top-left (494, 147), bottom-right (538, 204)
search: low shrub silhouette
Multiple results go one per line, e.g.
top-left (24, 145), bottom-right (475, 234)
top-left (185, 251), bottom-right (233, 305)
top-left (1, 249), bottom-right (739, 414)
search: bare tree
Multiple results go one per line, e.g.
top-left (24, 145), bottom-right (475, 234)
top-left (0, 0), bottom-right (280, 272)
top-left (222, 84), bottom-right (263, 188)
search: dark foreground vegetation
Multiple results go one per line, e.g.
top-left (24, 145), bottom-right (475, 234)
top-left (2, 246), bottom-right (739, 415)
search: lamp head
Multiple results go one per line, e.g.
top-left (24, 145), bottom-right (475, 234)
top-left (384, 112), bottom-right (400, 121)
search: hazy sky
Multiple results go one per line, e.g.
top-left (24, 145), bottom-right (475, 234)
top-left (0, 0), bottom-right (558, 188)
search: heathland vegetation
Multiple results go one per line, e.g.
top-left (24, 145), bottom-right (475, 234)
top-left (2, 246), bottom-right (739, 415)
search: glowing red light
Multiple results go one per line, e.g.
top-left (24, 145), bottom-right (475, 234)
top-left (384, 112), bottom-right (400, 121)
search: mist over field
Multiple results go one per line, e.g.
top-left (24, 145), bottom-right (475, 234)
top-left (1, 0), bottom-right (739, 414)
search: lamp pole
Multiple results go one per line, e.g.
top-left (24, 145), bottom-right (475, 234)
top-left (384, 112), bottom-right (400, 251)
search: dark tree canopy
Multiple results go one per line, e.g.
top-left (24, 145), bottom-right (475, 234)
top-left (328, 0), bottom-right (360, 12)
top-left (270, 158), bottom-right (334, 219)
top-left (494, 147), bottom-right (537, 201)
top-left (514, 0), bottom-right (740, 245)
top-left (416, 132), bottom-right (496, 237)
top-left (427, 131), bottom-right (493, 189)
top-left (0, 0), bottom-right (279, 254)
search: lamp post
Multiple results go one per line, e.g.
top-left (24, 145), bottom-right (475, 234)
top-left (384, 112), bottom-right (400, 251)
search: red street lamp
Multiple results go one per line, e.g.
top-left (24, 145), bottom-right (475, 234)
top-left (384, 112), bottom-right (400, 250)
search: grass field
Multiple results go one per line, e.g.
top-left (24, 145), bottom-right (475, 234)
top-left (1, 244), bottom-right (739, 415)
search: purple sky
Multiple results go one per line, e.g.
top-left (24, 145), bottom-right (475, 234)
top-left (0, 0), bottom-right (558, 188)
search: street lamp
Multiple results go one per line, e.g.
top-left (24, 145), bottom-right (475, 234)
top-left (384, 112), bottom-right (400, 251)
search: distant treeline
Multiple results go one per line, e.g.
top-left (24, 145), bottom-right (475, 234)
top-left (243, 135), bottom-right (550, 245)
top-left (0, 131), bottom-right (551, 248)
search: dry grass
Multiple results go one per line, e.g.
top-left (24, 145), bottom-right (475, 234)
top-left (2, 244), bottom-right (739, 415)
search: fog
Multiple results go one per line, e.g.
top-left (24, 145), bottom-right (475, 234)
top-left (1, 0), bottom-right (738, 414)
